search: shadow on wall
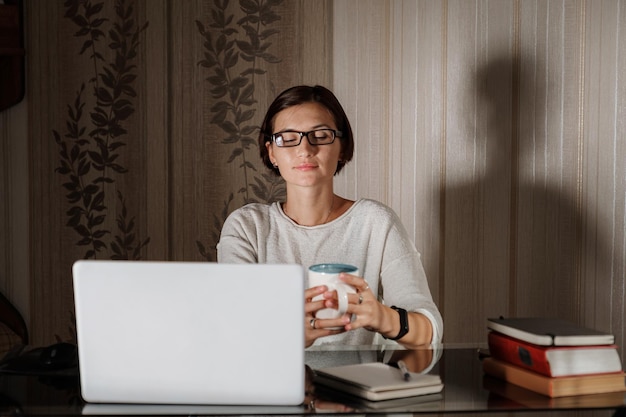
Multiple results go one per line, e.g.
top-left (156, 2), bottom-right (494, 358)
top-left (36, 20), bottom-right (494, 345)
top-left (443, 52), bottom-right (609, 339)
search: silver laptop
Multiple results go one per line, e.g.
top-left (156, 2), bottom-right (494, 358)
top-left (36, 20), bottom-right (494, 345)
top-left (72, 260), bottom-right (305, 406)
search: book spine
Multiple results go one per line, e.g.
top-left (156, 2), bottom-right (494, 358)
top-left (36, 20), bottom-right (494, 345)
top-left (488, 332), bottom-right (554, 376)
top-left (482, 357), bottom-right (553, 397)
top-left (483, 357), bottom-right (626, 398)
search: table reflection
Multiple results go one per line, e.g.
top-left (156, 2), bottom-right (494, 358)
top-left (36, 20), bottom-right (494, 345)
top-left (304, 345), bottom-right (443, 413)
top-left (0, 345), bottom-right (623, 415)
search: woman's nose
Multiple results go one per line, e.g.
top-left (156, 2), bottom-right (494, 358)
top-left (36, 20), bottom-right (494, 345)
top-left (296, 135), bottom-right (316, 156)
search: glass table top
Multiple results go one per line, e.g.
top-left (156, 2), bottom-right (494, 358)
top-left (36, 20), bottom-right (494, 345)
top-left (0, 344), bottom-right (623, 415)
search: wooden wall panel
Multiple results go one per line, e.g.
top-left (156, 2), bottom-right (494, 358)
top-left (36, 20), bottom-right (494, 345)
top-left (613, 0), bottom-right (626, 354)
top-left (582, 0), bottom-right (626, 348)
top-left (0, 102), bottom-right (29, 324)
top-left (387, 0), bottom-right (445, 302)
top-left (2, 0), bottom-right (624, 353)
top-left (187, 0), bottom-right (332, 262)
top-left (18, 0), bottom-right (332, 345)
top-left (333, 0), bottom-right (391, 206)
top-left (334, 0), bottom-right (626, 353)
top-left (169, 0), bottom-right (209, 261)
top-left (28, 0), bottom-right (75, 344)
top-left (514, 1), bottom-right (584, 322)
top-left (144, 0), bottom-right (171, 261)
top-left (443, 0), bottom-right (516, 343)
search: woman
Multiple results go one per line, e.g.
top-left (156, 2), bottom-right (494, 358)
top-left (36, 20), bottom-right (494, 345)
top-left (217, 85), bottom-right (443, 349)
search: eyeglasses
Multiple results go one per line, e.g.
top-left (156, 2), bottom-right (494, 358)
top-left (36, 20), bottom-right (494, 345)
top-left (268, 129), bottom-right (342, 147)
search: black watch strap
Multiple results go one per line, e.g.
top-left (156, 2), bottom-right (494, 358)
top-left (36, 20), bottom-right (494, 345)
top-left (383, 306), bottom-right (409, 341)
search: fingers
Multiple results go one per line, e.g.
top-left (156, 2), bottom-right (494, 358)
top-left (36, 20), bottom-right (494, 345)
top-left (308, 315), bottom-right (350, 330)
top-left (305, 285), bottom-right (347, 347)
top-left (305, 316), bottom-right (346, 347)
top-left (305, 285), bottom-right (327, 301)
top-left (304, 277), bottom-right (377, 345)
top-left (348, 281), bottom-right (372, 308)
top-left (338, 272), bottom-right (371, 293)
top-left (334, 275), bottom-right (378, 332)
top-left (305, 285), bottom-right (327, 315)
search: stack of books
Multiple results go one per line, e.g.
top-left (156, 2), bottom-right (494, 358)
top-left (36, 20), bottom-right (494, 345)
top-left (483, 317), bottom-right (626, 397)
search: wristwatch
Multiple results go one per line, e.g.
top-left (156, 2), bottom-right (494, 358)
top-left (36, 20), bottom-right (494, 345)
top-left (383, 306), bottom-right (409, 340)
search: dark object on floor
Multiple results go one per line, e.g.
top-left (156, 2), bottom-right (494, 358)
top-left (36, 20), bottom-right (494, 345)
top-left (39, 342), bottom-right (78, 370)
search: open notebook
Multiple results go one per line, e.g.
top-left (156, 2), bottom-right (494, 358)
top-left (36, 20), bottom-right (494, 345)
top-left (72, 260), bottom-right (305, 406)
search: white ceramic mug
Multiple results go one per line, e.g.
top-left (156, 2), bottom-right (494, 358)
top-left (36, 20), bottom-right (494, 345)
top-left (308, 263), bottom-right (359, 321)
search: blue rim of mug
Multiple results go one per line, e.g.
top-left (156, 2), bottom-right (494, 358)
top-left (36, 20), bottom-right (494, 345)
top-left (309, 263), bottom-right (358, 274)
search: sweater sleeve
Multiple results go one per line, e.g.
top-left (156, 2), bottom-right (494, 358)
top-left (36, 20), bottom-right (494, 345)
top-left (379, 214), bottom-right (444, 344)
top-left (216, 207), bottom-right (260, 263)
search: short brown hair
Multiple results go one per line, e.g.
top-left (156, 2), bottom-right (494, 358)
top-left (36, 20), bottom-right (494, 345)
top-left (258, 85), bottom-right (354, 175)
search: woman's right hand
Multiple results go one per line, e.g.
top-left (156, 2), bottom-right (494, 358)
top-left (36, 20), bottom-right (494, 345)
top-left (305, 286), bottom-right (347, 347)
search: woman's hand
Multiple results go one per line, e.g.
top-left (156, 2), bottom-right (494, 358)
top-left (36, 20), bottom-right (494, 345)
top-left (304, 365), bottom-right (353, 412)
top-left (334, 273), bottom-right (393, 334)
top-left (305, 273), bottom-right (434, 348)
top-left (304, 285), bottom-right (348, 347)
top-left (338, 273), bottom-right (435, 347)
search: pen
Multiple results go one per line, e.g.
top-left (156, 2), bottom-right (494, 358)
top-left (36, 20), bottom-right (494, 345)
top-left (397, 360), bottom-right (411, 381)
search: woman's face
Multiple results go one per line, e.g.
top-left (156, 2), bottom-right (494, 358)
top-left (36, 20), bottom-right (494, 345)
top-left (267, 102), bottom-right (342, 189)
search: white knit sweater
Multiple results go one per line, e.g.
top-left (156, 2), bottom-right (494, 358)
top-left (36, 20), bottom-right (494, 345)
top-left (217, 198), bottom-right (443, 346)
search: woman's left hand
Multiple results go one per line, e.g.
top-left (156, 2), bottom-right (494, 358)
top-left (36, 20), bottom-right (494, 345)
top-left (325, 272), bottom-right (390, 334)
top-left (321, 272), bottom-right (435, 347)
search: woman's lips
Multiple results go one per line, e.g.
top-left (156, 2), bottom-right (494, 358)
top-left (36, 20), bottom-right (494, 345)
top-left (296, 163), bottom-right (317, 171)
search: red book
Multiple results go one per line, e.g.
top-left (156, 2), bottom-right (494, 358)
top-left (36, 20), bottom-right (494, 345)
top-left (488, 331), bottom-right (623, 377)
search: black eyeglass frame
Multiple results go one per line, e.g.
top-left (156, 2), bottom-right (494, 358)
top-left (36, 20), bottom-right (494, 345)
top-left (267, 128), bottom-right (343, 147)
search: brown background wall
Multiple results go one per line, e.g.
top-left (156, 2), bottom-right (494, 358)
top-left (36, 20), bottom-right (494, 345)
top-left (331, 0), bottom-right (625, 355)
top-left (1, 0), bottom-right (625, 370)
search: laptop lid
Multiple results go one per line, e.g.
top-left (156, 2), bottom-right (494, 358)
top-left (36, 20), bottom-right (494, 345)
top-left (72, 260), bottom-right (305, 406)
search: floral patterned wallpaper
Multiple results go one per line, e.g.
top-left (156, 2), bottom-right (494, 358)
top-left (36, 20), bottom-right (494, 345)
top-left (24, 0), bottom-right (327, 344)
